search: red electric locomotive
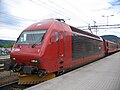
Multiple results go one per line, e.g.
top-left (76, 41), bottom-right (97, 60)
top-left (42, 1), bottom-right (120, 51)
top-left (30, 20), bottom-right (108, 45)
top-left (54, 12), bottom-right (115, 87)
top-left (4, 19), bottom-right (119, 84)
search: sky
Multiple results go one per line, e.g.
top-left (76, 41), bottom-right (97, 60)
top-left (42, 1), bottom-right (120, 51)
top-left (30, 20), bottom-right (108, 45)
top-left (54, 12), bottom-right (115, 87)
top-left (0, 0), bottom-right (120, 40)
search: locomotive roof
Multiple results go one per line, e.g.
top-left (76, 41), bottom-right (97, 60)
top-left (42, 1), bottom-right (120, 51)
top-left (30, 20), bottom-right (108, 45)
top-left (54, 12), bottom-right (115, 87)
top-left (24, 19), bottom-right (101, 40)
top-left (70, 26), bottom-right (101, 40)
top-left (24, 19), bottom-right (58, 30)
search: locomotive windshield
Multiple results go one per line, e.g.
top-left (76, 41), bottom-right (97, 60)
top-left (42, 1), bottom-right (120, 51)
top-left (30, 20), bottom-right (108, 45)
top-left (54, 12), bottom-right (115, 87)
top-left (16, 30), bottom-right (46, 45)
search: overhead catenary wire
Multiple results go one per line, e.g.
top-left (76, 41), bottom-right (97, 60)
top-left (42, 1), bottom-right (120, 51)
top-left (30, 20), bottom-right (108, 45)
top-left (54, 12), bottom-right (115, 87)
top-left (64, 0), bottom-right (95, 22)
top-left (29, 0), bottom-right (81, 24)
top-left (47, 0), bottom-right (89, 24)
top-left (77, 23), bottom-right (120, 35)
top-left (29, 0), bottom-right (70, 20)
top-left (78, 24), bottom-right (120, 28)
top-left (1, 0), bottom-right (119, 32)
top-left (29, 0), bottom-right (89, 25)
top-left (30, 0), bottom-right (94, 33)
top-left (1, 0), bottom-right (90, 27)
top-left (81, 25), bottom-right (120, 30)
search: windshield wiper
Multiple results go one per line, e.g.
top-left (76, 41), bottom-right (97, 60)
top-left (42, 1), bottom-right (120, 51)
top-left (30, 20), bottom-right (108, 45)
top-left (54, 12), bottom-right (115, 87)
top-left (31, 39), bottom-right (41, 48)
top-left (31, 34), bottom-right (45, 48)
top-left (31, 43), bottom-right (36, 48)
top-left (32, 41), bottom-right (40, 48)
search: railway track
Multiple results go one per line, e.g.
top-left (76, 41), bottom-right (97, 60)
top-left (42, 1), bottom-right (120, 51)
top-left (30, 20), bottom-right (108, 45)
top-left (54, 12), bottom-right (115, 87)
top-left (0, 81), bottom-right (32, 90)
top-left (0, 57), bottom-right (36, 90)
top-left (0, 57), bottom-right (19, 86)
top-left (0, 74), bottom-right (56, 90)
top-left (0, 81), bottom-right (18, 90)
top-left (0, 57), bottom-right (19, 89)
top-left (0, 71), bottom-right (18, 85)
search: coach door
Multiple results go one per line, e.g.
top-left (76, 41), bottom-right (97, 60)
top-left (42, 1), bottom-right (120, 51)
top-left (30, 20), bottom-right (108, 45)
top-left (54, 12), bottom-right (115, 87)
top-left (55, 31), bottom-right (65, 71)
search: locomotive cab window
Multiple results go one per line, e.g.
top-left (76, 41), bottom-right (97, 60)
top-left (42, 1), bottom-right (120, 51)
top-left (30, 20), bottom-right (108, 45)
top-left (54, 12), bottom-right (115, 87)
top-left (16, 30), bottom-right (47, 45)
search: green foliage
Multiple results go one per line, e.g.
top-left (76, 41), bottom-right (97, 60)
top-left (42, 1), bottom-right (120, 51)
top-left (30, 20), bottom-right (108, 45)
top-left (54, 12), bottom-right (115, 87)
top-left (0, 42), bottom-right (14, 48)
top-left (5, 42), bottom-right (14, 48)
top-left (0, 43), bottom-right (4, 47)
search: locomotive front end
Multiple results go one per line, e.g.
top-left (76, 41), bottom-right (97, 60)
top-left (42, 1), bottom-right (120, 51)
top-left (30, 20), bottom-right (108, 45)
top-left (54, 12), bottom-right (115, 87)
top-left (5, 30), bottom-right (47, 77)
top-left (4, 19), bottom-right (63, 84)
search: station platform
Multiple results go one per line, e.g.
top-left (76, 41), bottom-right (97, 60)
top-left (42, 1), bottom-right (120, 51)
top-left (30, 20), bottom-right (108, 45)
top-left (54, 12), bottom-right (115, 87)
top-left (26, 51), bottom-right (120, 90)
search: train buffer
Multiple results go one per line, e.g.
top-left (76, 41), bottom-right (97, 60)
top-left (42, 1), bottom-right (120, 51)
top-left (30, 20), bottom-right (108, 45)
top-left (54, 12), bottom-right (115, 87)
top-left (26, 51), bottom-right (120, 90)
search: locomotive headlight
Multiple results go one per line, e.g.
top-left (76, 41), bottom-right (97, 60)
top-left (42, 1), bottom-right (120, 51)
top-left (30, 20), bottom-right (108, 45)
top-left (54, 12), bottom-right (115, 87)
top-left (30, 59), bottom-right (39, 64)
top-left (13, 58), bottom-right (16, 60)
top-left (11, 57), bottom-right (16, 61)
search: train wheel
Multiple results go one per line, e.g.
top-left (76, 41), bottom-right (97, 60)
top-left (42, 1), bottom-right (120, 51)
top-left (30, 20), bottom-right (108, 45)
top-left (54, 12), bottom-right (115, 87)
top-left (38, 70), bottom-right (47, 77)
top-left (56, 70), bottom-right (65, 76)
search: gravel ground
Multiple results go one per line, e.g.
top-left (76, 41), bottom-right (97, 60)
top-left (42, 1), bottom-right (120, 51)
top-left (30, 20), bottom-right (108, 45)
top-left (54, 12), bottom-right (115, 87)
top-left (0, 71), bottom-right (18, 85)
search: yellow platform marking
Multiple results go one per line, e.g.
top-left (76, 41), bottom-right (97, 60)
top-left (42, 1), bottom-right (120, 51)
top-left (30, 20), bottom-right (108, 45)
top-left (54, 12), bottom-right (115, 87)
top-left (18, 73), bottom-right (56, 84)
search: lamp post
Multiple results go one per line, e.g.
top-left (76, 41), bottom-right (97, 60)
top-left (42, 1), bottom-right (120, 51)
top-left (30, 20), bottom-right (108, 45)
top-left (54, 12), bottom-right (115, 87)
top-left (102, 15), bottom-right (114, 25)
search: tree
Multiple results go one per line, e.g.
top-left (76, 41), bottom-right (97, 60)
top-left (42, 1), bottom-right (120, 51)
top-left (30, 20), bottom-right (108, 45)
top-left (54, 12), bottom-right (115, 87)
top-left (0, 43), bottom-right (4, 47)
top-left (4, 42), bottom-right (14, 48)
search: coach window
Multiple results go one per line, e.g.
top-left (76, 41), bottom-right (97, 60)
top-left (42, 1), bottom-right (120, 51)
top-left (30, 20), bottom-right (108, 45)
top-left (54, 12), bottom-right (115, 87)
top-left (55, 32), bottom-right (59, 42)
